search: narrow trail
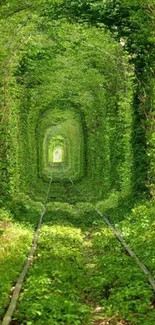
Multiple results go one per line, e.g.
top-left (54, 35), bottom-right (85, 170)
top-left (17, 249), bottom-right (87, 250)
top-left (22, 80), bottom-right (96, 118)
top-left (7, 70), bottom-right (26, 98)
top-left (9, 215), bottom-right (128, 325)
top-left (1, 173), bottom-right (155, 325)
top-left (8, 206), bottom-right (155, 325)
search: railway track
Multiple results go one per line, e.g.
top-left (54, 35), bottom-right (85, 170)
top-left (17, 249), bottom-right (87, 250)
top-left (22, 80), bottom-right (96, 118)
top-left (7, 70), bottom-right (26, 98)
top-left (1, 169), bottom-right (155, 325)
top-left (69, 178), bottom-right (155, 291)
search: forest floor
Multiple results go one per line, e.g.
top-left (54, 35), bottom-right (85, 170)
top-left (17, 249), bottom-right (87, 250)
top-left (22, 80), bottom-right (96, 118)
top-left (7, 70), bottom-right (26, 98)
top-left (0, 201), bottom-right (155, 325)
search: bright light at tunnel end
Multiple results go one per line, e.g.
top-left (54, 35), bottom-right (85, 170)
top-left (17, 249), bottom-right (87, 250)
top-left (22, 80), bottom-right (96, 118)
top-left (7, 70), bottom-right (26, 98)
top-left (53, 147), bottom-right (63, 163)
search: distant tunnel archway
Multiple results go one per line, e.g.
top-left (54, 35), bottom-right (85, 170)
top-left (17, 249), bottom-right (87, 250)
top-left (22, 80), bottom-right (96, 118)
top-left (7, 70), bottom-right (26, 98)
top-left (37, 108), bottom-right (85, 181)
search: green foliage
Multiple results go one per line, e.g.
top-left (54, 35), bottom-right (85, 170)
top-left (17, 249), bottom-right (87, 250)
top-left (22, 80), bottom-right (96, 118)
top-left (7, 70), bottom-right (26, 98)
top-left (13, 223), bottom-right (92, 325)
top-left (54, 0), bottom-right (155, 73)
top-left (53, 0), bottom-right (155, 198)
top-left (116, 200), bottom-right (155, 274)
top-left (1, 0), bottom-right (154, 204)
top-left (0, 8), bottom-right (134, 202)
top-left (0, 208), bottom-right (33, 318)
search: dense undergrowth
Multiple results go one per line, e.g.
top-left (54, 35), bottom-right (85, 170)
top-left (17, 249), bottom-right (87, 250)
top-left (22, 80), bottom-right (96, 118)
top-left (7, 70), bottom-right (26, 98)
top-left (1, 199), bottom-right (155, 325)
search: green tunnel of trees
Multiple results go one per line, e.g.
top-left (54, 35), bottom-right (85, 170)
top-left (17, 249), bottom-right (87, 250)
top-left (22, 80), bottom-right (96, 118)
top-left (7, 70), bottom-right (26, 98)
top-left (1, 0), bottom-right (154, 206)
top-left (0, 1), bottom-right (155, 207)
top-left (0, 1), bottom-right (155, 324)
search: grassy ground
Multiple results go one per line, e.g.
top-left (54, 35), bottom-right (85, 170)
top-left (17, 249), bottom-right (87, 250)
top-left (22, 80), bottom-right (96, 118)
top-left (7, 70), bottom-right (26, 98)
top-left (0, 208), bottom-right (33, 319)
top-left (0, 200), bottom-right (155, 325)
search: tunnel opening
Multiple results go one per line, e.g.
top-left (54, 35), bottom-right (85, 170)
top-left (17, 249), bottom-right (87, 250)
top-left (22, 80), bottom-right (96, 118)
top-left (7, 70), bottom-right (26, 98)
top-left (37, 107), bottom-right (85, 183)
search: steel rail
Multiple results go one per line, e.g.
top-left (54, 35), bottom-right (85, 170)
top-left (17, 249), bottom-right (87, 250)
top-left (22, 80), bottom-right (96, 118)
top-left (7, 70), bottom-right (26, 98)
top-left (69, 177), bottom-right (90, 202)
top-left (69, 178), bottom-right (155, 292)
top-left (1, 177), bottom-right (53, 325)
